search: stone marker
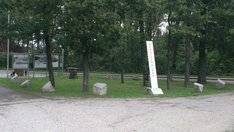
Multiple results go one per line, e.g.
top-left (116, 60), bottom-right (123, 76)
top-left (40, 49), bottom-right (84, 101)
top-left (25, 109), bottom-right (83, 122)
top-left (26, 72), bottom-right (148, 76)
top-left (20, 80), bottom-right (31, 88)
top-left (147, 87), bottom-right (163, 95)
top-left (11, 74), bottom-right (19, 83)
top-left (42, 81), bottom-right (55, 92)
top-left (106, 74), bottom-right (113, 80)
top-left (93, 83), bottom-right (107, 96)
top-left (216, 79), bottom-right (225, 89)
top-left (146, 41), bottom-right (164, 95)
top-left (194, 82), bottom-right (203, 92)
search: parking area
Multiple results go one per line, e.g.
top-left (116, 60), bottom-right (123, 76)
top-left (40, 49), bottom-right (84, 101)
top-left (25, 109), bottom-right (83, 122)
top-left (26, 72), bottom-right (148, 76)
top-left (0, 85), bottom-right (233, 132)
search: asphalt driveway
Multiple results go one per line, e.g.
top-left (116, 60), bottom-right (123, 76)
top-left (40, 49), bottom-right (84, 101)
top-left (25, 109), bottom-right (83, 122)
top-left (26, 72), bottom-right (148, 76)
top-left (0, 86), bottom-right (234, 132)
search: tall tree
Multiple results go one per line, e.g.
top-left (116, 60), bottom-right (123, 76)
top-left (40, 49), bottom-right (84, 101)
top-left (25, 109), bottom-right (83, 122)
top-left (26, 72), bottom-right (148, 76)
top-left (64, 0), bottom-right (118, 92)
top-left (197, 0), bottom-right (208, 84)
top-left (127, 0), bottom-right (163, 87)
top-left (14, 0), bottom-right (63, 87)
top-left (165, 0), bottom-right (173, 90)
top-left (197, 0), bottom-right (226, 83)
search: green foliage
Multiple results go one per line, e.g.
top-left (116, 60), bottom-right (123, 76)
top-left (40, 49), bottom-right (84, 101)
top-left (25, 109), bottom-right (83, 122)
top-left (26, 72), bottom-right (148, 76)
top-left (0, 0), bottom-right (233, 77)
top-left (0, 52), bottom-right (12, 68)
top-left (154, 36), bottom-right (168, 74)
top-left (207, 50), bottom-right (221, 75)
top-left (0, 53), bottom-right (7, 67)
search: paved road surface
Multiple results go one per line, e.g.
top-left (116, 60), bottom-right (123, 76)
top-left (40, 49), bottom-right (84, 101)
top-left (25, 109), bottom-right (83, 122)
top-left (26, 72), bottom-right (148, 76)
top-left (0, 86), bottom-right (234, 132)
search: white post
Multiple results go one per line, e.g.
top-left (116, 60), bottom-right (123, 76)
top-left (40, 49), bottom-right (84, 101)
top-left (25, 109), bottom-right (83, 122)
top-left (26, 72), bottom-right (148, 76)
top-left (146, 41), bottom-right (163, 95)
top-left (61, 48), bottom-right (64, 75)
top-left (59, 45), bottom-right (64, 76)
top-left (6, 11), bottom-right (10, 78)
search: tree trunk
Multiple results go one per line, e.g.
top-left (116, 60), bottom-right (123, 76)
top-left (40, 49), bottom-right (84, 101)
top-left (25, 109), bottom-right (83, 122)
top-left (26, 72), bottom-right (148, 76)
top-left (82, 45), bottom-right (89, 92)
top-left (167, 30), bottom-right (171, 90)
top-left (197, 40), bottom-right (206, 84)
top-left (44, 31), bottom-right (55, 87)
top-left (120, 18), bottom-right (125, 84)
top-left (184, 39), bottom-right (191, 87)
top-left (121, 44), bottom-right (125, 84)
top-left (37, 39), bottom-right (40, 51)
top-left (139, 11), bottom-right (148, 87)
top-left (27, 41), bottom-right (29, 53)
top-left (172, 37), bottom-right (179, 72)
top-left (167, 5), bottom-right (172, 90)
top-left (197, 2), bottom-right (208, 84)
top-left (145, 14), bottom-right (154, 87)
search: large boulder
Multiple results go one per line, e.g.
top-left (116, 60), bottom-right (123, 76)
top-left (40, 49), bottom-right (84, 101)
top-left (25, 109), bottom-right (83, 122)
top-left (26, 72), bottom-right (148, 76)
top-left (194, 82), bottom-right (203, 92)
top-left (93, 83), bottom-right (107, 96)
top-left (20, 80), bottom-right (31, 88)
top-left (11, 74), bottom-right (19, 83)
top-left (42, 81), bottom-right (55, 92)
top-left (216, 79), bottom-right (225, 89)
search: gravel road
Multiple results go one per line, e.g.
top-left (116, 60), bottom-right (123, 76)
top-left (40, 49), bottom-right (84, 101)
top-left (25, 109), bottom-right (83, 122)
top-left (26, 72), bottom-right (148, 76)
top-left (0, 86), bottom-right (234, 132)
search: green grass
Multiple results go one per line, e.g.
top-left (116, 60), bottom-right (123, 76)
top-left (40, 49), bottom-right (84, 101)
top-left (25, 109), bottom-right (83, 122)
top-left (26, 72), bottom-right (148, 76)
top-left (0, 76), bottom-right (234, 98)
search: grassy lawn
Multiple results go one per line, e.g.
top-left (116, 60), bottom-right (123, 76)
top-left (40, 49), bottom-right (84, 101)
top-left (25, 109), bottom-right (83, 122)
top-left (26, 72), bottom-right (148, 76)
top-left (0, 76), bottom-right (234, 98)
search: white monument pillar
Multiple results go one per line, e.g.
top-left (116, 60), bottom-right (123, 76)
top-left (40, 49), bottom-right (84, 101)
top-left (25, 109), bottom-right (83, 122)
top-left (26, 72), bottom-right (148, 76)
top-left (146, 41), bottom-right (163, 95)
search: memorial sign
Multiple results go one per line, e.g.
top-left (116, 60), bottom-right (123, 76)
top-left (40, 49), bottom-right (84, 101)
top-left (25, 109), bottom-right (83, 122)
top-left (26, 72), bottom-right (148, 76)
top-left (146, 41), bottom-right (163, 95)
top-left (12, 53), bottom-right (29, 69)
top-left (52, 55), bottom-right (59, 68)
top-left (34, 54), bottom-right (47, 68)
top-left (34, 54), bottom-right (61, 68)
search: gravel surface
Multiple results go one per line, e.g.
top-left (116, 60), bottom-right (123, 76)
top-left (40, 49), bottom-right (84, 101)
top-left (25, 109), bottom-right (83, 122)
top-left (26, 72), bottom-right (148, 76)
top-left (0, 86), bottom-right (234, 132)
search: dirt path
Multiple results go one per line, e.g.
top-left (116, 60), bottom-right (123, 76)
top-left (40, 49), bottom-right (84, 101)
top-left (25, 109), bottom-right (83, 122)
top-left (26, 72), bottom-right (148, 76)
top-left (0, 86), bottom-right (42, 103)
top-left (0, 86), bottom-right (234, 132)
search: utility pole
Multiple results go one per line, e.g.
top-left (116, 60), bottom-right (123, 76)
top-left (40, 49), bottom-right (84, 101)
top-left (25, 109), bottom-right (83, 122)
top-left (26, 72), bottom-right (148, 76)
top-left (7, 11), bottom-right (10, 78)
top-left (61, 48), bottom-right (64, 75)
top-left (59, 45), bottom-right (64, 76)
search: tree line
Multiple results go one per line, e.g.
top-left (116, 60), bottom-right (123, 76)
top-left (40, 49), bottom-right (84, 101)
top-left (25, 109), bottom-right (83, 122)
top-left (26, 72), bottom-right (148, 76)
top-left (0, 0), bottom-right (233, 92)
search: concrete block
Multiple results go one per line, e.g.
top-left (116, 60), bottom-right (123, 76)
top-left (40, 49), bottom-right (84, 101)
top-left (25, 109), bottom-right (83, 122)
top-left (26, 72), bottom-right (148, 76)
top-left (216, 79), bottom-right (225, 89)
top-left (194, 82), bottom-right (203, 92)
top-left (147, 87), bottom-right (163, 95)
top-left (20, 80), bottom-right (31, 88)
top-left (106, 74), bottom-right (113, 80)
top-left (11, 74), bottom-right (19, 83)
top-left (93, 83), bottom-right (107, 96)
top-left (42, 81), bottom-right (55, 92)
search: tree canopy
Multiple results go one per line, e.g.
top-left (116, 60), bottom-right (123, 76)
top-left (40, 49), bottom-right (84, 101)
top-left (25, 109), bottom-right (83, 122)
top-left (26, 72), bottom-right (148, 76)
top-left (0, 0), bottom-right (233, 91)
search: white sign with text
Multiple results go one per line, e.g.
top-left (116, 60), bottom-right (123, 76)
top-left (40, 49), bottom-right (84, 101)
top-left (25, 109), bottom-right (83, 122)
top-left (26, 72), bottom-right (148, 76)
top-left (34, 54), bottom-right (62, 68)
top-left (146, 41), bottom-right (163, 95)
top-left (34, 54), bottom-right (47, 68)
top-left (12, 53), bottom-right (29, 69)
